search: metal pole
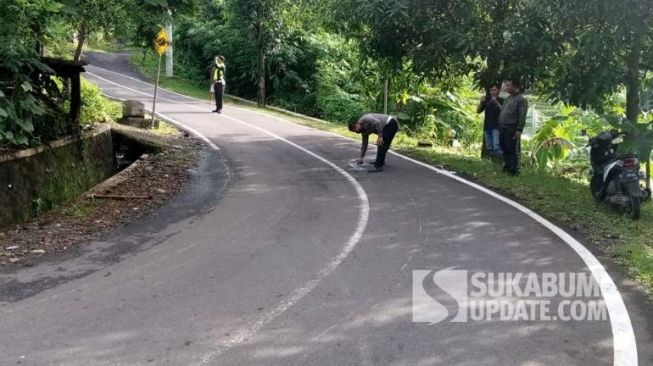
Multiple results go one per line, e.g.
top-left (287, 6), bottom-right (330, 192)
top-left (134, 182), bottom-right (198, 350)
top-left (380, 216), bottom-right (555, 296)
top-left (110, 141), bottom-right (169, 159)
top-left (166, 23), bottom-right (173, 77)
top-left (151, 54), bottom-right (162, 127)
top-left (384, 78), bottom-right (389, 114)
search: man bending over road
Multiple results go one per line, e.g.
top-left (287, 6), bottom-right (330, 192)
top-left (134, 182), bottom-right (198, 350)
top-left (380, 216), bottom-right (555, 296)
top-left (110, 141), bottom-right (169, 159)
top-left (348, 113), bottom-right (399, 173)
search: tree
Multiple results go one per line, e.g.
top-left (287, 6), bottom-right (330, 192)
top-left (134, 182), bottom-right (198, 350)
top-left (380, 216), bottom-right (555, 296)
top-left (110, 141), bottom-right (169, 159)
top-left (536, 0), bottom-right (653, 186)
top-left (332, 0), bottom-right (561, 87)
top-left (228, 0), bottom-right (289, 106)
top-left (536, 0), bottom-right (652, 120)
top-left (62, 0), bottom-right (129, 61)
top-left (331, 0), bottom-right (563, 158)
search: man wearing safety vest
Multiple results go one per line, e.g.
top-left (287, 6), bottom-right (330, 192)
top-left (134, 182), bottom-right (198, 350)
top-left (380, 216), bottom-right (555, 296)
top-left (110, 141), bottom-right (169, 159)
top-left (210, 55), bottom-right (226, 113)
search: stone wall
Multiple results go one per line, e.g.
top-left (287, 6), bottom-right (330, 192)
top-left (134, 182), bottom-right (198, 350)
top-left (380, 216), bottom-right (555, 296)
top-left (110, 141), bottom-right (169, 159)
top-left (0, 124), bottom-right (115, 228)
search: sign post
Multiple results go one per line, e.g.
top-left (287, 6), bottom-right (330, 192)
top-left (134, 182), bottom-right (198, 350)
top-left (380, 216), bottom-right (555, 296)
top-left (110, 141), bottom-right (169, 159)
top-left (166, 23), bottom-right (173, 77)
top-left (384, 78), bottom-right (389, 114)
top-left (151, 28), bottom-right (170, 127)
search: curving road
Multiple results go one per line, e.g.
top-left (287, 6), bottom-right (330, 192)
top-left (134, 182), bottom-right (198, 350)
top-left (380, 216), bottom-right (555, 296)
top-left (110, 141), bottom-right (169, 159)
top-left (1, 54), bottom-right (652, 366)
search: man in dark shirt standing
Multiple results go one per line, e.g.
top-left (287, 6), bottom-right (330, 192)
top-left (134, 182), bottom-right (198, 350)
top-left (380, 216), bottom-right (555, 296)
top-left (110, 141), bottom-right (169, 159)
top-left (348, 113), bottom-right (399, 173)
top-left (498, 78), bottom-right (528, 176)
top-left (477, 84), bottom-right (503, 155)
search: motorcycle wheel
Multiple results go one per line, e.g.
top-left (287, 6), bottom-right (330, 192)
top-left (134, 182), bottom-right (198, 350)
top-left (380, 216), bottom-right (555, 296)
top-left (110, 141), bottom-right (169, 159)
top-left (628, 192), bottom-right (641, 220)
top-left (590, 175), bottom-right (603, 202)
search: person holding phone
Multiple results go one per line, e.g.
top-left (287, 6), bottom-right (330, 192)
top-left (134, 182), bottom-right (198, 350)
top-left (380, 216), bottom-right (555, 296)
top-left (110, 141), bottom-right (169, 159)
top-left (477, 84), bottom-right (503, 155)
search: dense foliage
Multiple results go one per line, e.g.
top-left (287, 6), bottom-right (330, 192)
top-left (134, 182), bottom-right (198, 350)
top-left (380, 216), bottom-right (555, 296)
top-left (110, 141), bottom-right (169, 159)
top-left (2, 0), bottom-right (653, 180)
top-left (0, 0), bottom-right (188, 148)
top-left (0, 0), bottom-right (68, 146)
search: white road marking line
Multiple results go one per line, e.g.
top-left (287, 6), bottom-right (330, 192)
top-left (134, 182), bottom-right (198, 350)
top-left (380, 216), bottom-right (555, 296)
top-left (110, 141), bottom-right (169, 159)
top-left (86, 67), bottom-right (637, 366)
top-left (194, 114), bottom-right (369, 365)
top-left (85, 69), bottom-right (371, 365)
top-left (85, 72), bottom-right (220, 151)
top-left (390, 152), bottom-right (638, 365)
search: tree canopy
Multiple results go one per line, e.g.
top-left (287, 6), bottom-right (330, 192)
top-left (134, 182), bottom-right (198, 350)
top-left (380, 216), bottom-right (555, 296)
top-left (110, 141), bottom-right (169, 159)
top-left (2, 0), bottom-right (652, 159)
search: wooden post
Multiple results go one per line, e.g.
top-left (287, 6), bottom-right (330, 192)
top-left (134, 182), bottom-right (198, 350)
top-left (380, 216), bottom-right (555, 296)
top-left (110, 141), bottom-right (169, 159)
top-left (166, 23), bottom-right (173, 77)
top-left (70, 73), bottom-right (81, 123)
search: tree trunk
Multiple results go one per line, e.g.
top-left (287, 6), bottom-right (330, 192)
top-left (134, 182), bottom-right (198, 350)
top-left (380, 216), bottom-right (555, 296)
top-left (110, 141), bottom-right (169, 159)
top-left (74, 25), bottom-right (88, 61)
top-left (625, 32), bottom-right (643, 122)
top-left (625, 32), bottom-right (649, 190)
top-left (256, 45), bottom-right (266, 107)
top-left (481, 133), bottom-right (489, 159)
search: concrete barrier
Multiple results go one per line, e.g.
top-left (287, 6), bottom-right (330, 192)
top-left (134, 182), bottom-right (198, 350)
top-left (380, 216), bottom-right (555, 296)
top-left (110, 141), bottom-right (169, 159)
top-left (0, 124), bottom-right (115, 228)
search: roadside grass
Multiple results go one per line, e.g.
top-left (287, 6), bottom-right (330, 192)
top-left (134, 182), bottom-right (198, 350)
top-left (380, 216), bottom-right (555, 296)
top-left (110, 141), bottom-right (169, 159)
top-left (85, 40), bottom-right (123, 54)
top-left (141, 114), bottom-right (186, 136)
top-left (152, 121), bottom-right (182, 136)
top-left (132, 56), bottom-right (653, 291)
top-left (131, 52), bottom-right (209, 101)
top-left (63, 202), bottom-right (98, 219)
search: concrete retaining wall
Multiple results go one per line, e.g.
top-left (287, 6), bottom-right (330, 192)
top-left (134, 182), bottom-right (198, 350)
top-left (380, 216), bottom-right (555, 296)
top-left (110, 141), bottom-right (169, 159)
top-left (0, 124), bottom-right (115, 228)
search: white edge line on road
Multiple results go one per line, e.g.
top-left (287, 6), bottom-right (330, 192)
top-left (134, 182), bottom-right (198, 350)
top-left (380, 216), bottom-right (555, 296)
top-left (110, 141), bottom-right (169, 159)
top-left (194, 113), bottom-right (370, 365)
top-left (85, 67), bottom-right (637, 366)
top-left (100, 94), bottom-right (221, 151)
top-left (84, 69), bottom-right (371, 365)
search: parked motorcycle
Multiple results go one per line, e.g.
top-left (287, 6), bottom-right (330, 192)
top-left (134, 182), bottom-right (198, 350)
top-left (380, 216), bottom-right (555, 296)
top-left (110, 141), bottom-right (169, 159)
top-left (587, 130), bottom-right (650, 220)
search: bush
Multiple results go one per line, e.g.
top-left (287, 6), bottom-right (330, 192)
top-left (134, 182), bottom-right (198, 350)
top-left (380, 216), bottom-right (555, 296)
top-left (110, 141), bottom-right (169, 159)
top-left (78, 78), bottom-right (122, 124)
top-left (0, 0), bottom-right (69, 148)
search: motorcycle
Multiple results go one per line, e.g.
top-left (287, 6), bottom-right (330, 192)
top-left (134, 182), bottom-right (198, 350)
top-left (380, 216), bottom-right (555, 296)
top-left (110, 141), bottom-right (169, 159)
top-left (587, 130), bottom-right (650, 220)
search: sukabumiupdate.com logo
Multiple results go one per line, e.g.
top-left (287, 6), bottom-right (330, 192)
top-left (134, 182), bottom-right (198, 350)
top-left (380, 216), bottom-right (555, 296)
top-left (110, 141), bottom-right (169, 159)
top-left (412, 268), bottom-right (608, 324)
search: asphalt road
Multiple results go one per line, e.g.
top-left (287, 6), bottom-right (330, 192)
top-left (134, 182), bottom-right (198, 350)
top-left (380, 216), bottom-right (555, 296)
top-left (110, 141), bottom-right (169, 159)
top-left (0, 54), bottom-right (651, 366)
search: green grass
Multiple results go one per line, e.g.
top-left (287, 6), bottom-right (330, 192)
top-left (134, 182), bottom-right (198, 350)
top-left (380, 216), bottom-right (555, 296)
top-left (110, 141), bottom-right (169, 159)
top-left (131, 55), bottom-right (653, 292)
top-left (152, 121), bottom-right (181, 136)
top-left (131, 51), bottom-right (210, 101)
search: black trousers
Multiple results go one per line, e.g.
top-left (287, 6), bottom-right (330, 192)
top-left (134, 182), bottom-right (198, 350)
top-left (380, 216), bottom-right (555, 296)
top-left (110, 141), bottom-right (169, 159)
top-left (499, 125), bottom-right (521, 174)
top-left (214, 82), bottom-right (224, 111)
top-left (375, 119), bottom-right (399, 168)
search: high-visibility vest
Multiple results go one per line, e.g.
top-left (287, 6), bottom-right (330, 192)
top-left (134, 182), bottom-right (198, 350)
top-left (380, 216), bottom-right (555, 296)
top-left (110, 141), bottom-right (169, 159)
top-left (213, 65), bottom-right (225, 82)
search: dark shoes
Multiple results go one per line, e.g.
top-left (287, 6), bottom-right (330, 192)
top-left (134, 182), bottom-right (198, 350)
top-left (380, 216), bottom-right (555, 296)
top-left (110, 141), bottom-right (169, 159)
top-left (368, 166), bottom-right (384, 173)
top-left (212, 109), bottom-right (222, 114)
top-left (503, 167), bottom-right (520, 176)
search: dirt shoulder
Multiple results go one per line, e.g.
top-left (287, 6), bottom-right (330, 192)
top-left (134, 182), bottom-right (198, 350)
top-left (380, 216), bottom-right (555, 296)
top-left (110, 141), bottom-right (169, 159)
top-left (0, 125), bottom-right (203, 268)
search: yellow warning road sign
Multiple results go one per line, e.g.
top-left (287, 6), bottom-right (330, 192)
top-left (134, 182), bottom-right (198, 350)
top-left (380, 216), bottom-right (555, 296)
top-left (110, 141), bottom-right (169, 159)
top-left (155, 29), bottom-right (170, 56)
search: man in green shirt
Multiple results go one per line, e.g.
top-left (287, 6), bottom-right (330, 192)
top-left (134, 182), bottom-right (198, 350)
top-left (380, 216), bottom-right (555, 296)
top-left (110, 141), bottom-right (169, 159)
top-left (498, 78), bottom-right (528, 176)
